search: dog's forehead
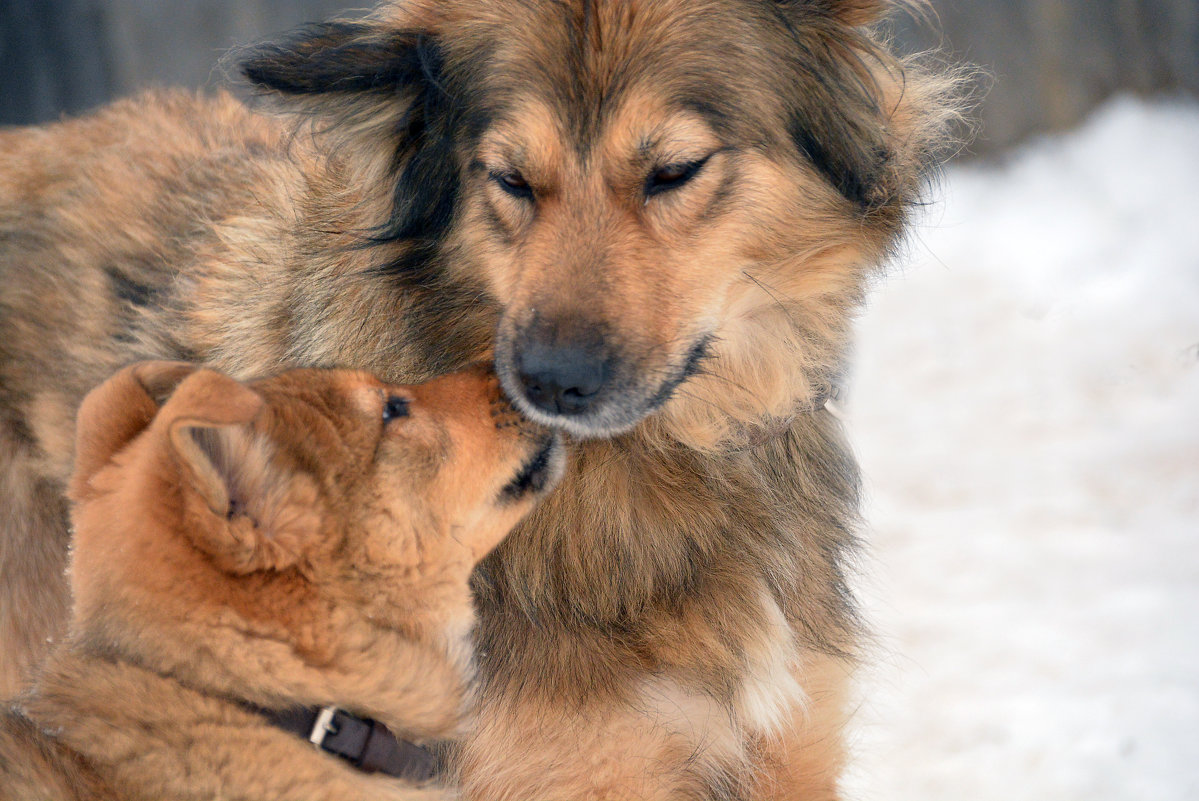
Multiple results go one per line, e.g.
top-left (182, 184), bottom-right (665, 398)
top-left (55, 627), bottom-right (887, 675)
top-left (249, 370), bottom-right (382, 452)
top-left (442, 0), bottom-right (893, 209)
top-left (477, 93), bottom-right (725, 164)
top-left (252, 369), bottom-right (370, 408)
top-left (447, 0), bottom-right (772, 150)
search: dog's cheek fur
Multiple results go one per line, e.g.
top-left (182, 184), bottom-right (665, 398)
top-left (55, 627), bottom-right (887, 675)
top-left (657, 69), bottom-right (964, 451)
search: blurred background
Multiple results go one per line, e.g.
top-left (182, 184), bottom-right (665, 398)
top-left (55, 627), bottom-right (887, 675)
top-left (2, 2), bottom-right (1197, 800)
top-left (1, 0), bottom-right (1197, 151)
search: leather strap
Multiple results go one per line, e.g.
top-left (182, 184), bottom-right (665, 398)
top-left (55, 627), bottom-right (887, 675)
top-left (262, 706), bottom-right (441, 783)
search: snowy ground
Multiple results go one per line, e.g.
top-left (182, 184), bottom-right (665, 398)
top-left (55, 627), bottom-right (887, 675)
top-left (842, 96), bottom-right (1199, 800)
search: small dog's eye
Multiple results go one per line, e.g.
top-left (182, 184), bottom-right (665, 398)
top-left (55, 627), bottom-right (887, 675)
top-left (494, 170), bottom-right (534, 200)
top-left (645, 157), bottom-right (709, 197)
top-left (383, 396), bottom-right (410, 422)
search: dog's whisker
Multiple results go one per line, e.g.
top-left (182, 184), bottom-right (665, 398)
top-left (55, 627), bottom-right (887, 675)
top-left (740, 269), bottom-right (805, 330)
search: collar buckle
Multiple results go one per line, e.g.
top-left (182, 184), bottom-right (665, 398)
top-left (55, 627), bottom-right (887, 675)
top-left (308, 705), bottom-right (340, 748)
top-left (262, 703), bottom-right (442, 782)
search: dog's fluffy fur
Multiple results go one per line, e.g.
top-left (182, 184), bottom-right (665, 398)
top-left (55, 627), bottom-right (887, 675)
top-left (0, 361), bottom-right (560, 800)
top-left (0, 1), bottom-right (961, 797)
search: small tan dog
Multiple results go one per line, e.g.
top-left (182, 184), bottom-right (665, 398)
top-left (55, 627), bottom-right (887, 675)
top-left (0, 360), bottom-right (561, 801)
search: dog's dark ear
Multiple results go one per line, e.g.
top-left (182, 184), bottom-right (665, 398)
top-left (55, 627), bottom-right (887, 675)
top-left (163, 371), bottom-right (319, 574)
top-left (767, 0), bottom-right (896, 211)
top-left (240, 20), bottom-right (459, 257)
top-left (71, 361), bottom-right (201, 502)
top-left (240, 22), bottom-right (436, 99)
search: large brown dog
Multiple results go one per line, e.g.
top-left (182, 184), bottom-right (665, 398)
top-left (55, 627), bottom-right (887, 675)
top-left (0, 361), bottom-right (561, 800)
top-left (0, 0), bottom-right (959, 797)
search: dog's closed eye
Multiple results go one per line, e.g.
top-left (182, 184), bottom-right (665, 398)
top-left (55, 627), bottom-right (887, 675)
top-left (492, 169), bottom-right (534, 201)
top-left (645, 155), bottom-right (711, 197)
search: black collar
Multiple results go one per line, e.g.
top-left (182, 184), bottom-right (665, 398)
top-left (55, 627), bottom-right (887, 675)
top-left (261, 706), bottom-right (442, 783)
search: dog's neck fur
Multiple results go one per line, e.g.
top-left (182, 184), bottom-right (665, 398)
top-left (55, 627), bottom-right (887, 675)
top-left (469, 408), bottom-right (861, 698)
top-left (11, 638), bottom-right (442, 801)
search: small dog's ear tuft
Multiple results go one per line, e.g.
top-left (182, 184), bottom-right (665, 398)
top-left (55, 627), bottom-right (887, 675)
top-left (71, 361), bottom-right (201, 503)
top-left (163, 370), bottom-right (319, 575)
top-left (162, 369), bottom-right (263, 512)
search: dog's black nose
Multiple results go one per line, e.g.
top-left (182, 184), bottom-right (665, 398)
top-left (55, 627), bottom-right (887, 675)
top-left (515, 339), bottom-right (609, 416)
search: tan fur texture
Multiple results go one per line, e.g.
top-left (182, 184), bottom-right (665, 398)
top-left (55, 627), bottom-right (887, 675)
top-left (0, 1), bottom-right (964, 797)
top-left (0, 362), bottom-right (561, 800)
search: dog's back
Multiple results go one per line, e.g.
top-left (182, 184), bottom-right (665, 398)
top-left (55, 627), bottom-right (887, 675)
top-left (0, 92), bottom-right (296, 693)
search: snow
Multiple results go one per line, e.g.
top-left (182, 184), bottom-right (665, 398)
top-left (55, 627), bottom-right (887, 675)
top-left (842, 96), bottom-right (1199, 801)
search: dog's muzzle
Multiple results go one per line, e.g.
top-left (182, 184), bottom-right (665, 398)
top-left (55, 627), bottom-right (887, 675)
top-left (513, 338), bottom-right (612, 418)
top-left (496, 315), bottom-right (712, 438)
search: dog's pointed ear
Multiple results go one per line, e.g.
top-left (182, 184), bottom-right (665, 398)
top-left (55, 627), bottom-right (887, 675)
top-left (240, 21), bottom-right (439, 102)
top-left (163, 371), bottom-right (319, 574)
top-left (164, 371), bottom-right (264, 518)
top-left (239, 18), bottom-right (459, 262)
top-left (71, 361), bottom-right (201, 502)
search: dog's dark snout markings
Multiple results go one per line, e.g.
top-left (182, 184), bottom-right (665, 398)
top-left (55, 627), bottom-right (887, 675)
top-left (501, 433), bottom-right (563, 502)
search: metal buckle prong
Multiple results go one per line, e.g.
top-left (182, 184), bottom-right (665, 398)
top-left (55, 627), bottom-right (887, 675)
top-left (308, 706), bottom-right (339, 748)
